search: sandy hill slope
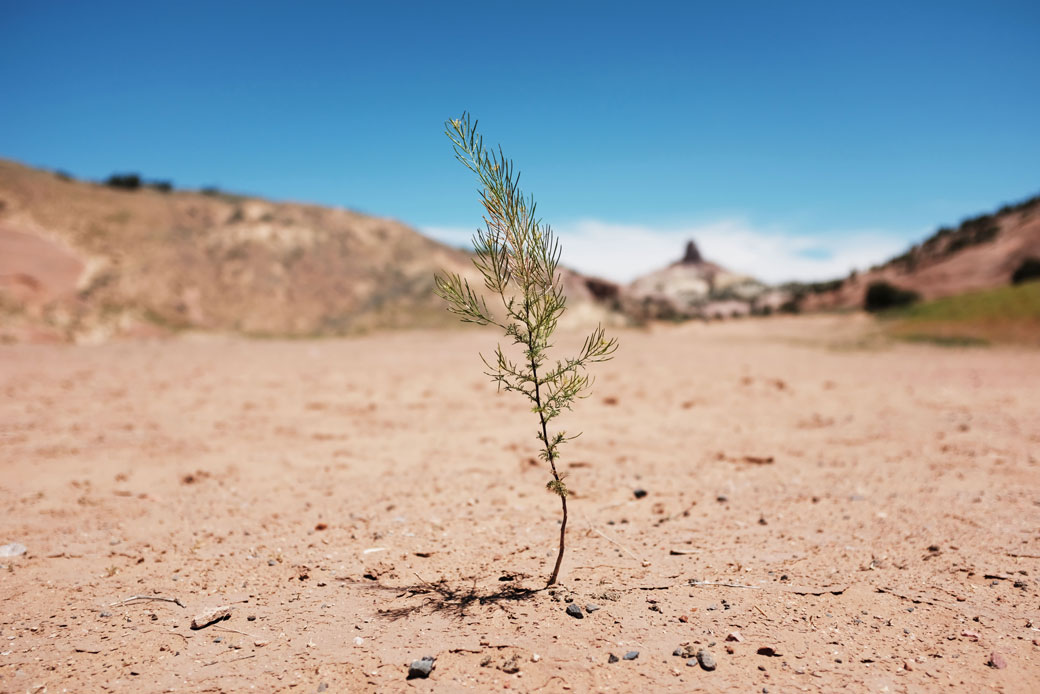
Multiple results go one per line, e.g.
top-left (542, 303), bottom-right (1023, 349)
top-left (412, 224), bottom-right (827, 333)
top-left (0, 160), bottom-right (618, 342)
top-left (800, 195), bottom-right (1040, 311)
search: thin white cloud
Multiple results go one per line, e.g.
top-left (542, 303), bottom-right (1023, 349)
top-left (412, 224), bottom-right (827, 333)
top-left (421, 219), bottom-right (912, 285)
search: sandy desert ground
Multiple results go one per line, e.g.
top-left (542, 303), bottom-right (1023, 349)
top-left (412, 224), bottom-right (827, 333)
top-left (1, 315), bottom-right (1038, 693)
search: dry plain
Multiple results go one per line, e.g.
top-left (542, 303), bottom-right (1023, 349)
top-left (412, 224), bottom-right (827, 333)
top-left (1, 315), bottom-right (1038, 693)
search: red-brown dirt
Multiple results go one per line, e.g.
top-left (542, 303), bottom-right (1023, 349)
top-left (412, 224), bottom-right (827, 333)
top-left (1, 316), bottom-right (1038, 692)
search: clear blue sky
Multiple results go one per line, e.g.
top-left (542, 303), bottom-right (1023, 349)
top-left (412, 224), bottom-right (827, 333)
top-left (3, 1), bottom-right (1038, 281)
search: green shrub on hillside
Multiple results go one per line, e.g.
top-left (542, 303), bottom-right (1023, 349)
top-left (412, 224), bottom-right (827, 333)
top-left (1011, 257), bottom-right (1040, 285)
top-left (105, 173), bottom-right (142, 190)
top-left (865, 281), bottom-right (920, 312)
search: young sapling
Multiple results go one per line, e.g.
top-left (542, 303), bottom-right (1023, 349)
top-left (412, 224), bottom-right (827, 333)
top-left (435, 113), bottom-right (618, 586)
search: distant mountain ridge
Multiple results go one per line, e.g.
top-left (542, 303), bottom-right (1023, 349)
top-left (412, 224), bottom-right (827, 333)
top-left (0, 159), bottom-right (619, 343)
top-left (6, 158), bottom-right (1031, 341)
top-left (622, 239), bottom-right (775, 319)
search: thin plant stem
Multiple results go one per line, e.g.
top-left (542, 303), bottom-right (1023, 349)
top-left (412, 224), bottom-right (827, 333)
top-left (531, 345), bottom-right (566, 586)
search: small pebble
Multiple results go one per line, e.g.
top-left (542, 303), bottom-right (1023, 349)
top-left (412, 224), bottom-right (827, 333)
top-left (268, 559), bottom-right (277, 566)
top-left (633, 488), bottom-right (648, 499)
top-left (608, 653), bottom-right (619, 663)
top-left (697, 649), bottom-right (716, 671)
top-left (317, 683), bottom-right (328, 693)
top-left (99, 611), bottom-right (112, 618)
top-left (565, 604), bottom-right (584, 619)
top-left (716, 495), bottom-right (728, 503)
top-left (673, 647), bottom-right (683, 657)
top-left (0, 543), bottom-right (27, 557)
top-left (247, 615), bottom-right (256, 621)
top-left (585, 603), bottom-right (600, 613)
top-left (988, 652), bottom-right (1007, 670)
top-left (623, 651), bottom-right (639, 660)
top-left (191, 605), bottom-right (231, 630)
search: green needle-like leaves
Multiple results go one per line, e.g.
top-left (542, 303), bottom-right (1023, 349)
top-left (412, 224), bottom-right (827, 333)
top-left (434, 112), bottom-right (618, 585)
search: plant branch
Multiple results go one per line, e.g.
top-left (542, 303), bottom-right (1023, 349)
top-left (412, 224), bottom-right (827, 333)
top-left (435, 112), bottom-right (616, 586)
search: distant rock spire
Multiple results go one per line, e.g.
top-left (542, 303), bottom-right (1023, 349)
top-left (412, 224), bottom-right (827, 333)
top-left (680, 240), bottom-right (703, 264)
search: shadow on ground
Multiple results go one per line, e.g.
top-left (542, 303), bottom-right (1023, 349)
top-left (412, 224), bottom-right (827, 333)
top-left (346, 574), bottom-right (545, 620)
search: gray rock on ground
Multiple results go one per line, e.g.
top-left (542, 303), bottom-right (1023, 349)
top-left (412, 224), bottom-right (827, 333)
top-left (408, 656), bottom-right (436, 679)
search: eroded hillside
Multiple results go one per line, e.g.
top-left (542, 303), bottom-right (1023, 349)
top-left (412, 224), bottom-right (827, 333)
top-left (0, 161), bottom-right (618, 342)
